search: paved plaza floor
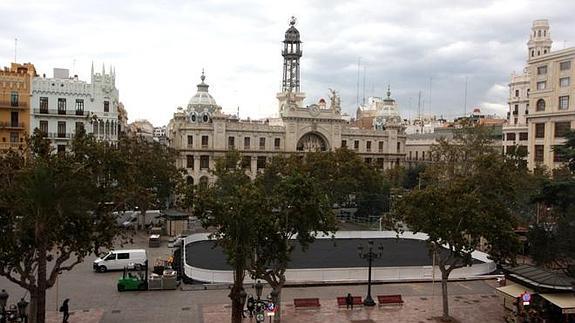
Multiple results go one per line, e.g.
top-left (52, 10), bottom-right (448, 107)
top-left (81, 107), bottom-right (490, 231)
top-left (203, 293), bottom-right (503, 323)
top-left (0, 232), bottom-right (505, 322)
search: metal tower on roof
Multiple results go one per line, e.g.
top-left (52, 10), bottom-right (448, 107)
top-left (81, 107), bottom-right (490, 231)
top-left (282, 16), bottom-right (302, 93)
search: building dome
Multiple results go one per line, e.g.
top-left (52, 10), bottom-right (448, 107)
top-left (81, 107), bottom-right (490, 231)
top-left (284, 17), bottom-right (300, 42)
top-left (187, 71), bottom-right (218, 110)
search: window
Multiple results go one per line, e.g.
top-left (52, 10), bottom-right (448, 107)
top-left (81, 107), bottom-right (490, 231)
top-left (187, 135), bottom-right (193, 148)
top-left (560, 61), bottom-right (571, 71)
top-left (341, 140), bottom-right (347, 148)
top-left (257, 156), bottom-right (266, 169)
top-left (10, 92), bottom-right (18, 107)
top-left (241, 156), bottom-right (251, 169)
top-left (379, 141), bottom-right (384, 152)
top-left (10, 132), bottom-right (18, 143)
top-left (555, 121), bottom-right (571, 137)
top-left (422, 151), bottom-right (426, 160)
top-left (514, 118), bottom-right (518, 125)
top-left (58, 98), bottom-right (66, 114)
top-left (559, 96), bottom-right (570, 110)
top-left (57, 145), bottom-right (66, 153)
top-left (75, 122), bottom-right (84, 134)
top-left (506, 133), bottom-right (516, 141)
top-left (519, 132), bottom-right (528, 141)
top-left (259, 137), bottom-right (266, 150)
top-left (534, 145), bottom-right (544, 162)
top-left (104, 101), bottom-right (110, 112)
top-left (365, 158), bottom-right (372, 165)
top-left (513, 105), bottom-right (519, 114)
top-left (244, 137), bottom-right (251, 149)
top-left (535, 123), bottom-right (545, 138)
top-left (366, 141), bottom-right (372, 152)
top-left (554, 146), bottom-right (566, 163)
top-left (201, 135), bottom-right (208, 148)
top-left (354, 140), bottom-right (359, 150)
top-left (415, 151), bottom-right (419, 160)
top-left (527, 89), bottom-right (530, 97)
top-left (514, 89), bottom-right (519, 97)
top-left (75, 99), bottom-right (84, 115)
top-left (186, 155), bottom-right (194, 169)
top-left (228, 136), bottom-right (235, 149)
top-left (274, 138), bottom-right (281, 150)
top-left (39, 120), bottom-right (48, 134)
top-left (117, 253), bottom-right (129, 260)
top-left (376, 158), bottom-right (384, 168)
top-left (409, 151), bottom-right (412, 160)
top-left (200, 155), bottom-right (209, 169)
top-left (536, 81), bottom-right (546, 90)
top-left (536, 99), bottom-right (546, 111)
top-left (40, 97), bottom-right (48, 113)
top-left (57, 121), bottom-right (66, 138)
top-left (10, 111), bottom-right (18, 127)
top-left (537, 65), bottom-right (547, 75)
top-left (397, 142), bottom-right (401, 152)
top-left (560, 77), bottom-right (570, 87)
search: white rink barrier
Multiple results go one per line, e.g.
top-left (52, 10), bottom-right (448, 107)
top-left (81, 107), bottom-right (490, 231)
top-left (182, 231), bottom-right (496, 284)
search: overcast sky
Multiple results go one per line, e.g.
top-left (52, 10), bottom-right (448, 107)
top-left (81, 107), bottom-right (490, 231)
top-left (1, 0), bottom-right (574, 126)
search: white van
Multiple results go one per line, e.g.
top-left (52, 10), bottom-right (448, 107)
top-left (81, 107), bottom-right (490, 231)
top-left (93, 249), bottom-right (147, 273)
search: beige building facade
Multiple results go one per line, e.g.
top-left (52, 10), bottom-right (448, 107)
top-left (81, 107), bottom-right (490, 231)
top-left (168, 18), bottom-right (406, 185)
top-left (503, 19), bottom-right (575, 170)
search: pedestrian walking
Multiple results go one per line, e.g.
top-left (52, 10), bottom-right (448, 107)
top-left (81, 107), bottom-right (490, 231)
top-left (246, 295), bottom-right (255, 318)
top-left (345, 293), bottom-right (354, 310)
top-left (59, 299), bottom-right (70, 323)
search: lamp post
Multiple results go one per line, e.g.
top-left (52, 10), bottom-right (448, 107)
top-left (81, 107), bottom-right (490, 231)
top-left (0, 289), bottom-right (8, 323)
top-left (254, 280), bottom-right (265, 323)
top-left (358, 240), bottom-right (383, 306)
top-left (17, 298), bottom-right (28, 323)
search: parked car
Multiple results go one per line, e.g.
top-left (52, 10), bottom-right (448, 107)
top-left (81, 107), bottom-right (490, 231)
top-left (93, 249), bottom-right (147, 273)
top-left (168, 234), bottom-right (187, 248)
top-left (120, 210), bottom-right (163, 229)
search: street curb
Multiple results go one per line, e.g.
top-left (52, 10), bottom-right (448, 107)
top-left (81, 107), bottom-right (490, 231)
top-left (179, 274), bottom-right (504, 291)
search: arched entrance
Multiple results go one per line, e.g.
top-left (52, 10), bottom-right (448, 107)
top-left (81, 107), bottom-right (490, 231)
top-left (296, 132), bottom-right (328, 151)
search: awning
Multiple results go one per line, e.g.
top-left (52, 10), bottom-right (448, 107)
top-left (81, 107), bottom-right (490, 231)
top-left (540, 293), bottom-right (575, 314)
top-left (496, 284), bottom-right (535, 298)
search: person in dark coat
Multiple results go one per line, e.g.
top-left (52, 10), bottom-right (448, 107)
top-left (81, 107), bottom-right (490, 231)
top-left (60, 299), bottom-right (70, 323)
top-left (345, 293), bottom-right (354, 310)
top-left (246, 295), bottom-right (255, 318)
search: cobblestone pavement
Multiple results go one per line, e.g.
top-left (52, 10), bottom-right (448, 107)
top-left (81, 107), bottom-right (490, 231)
top-left (0, 232), bottom-right (504, 322)
top-left (202, 294), bottom-right (503, 323)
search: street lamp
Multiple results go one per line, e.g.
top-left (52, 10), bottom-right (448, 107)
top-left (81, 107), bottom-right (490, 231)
top-left (17, 298), bottom-right (28, 323)
top-left (358, 240), bottom-right (383, 306)
top-left (255, 280), bottom-right (264, 300)
top-left (0, 289), bottom-right (8, 323)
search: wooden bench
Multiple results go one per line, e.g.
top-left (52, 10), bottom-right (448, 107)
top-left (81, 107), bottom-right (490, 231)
top-left (337, 296), bottom-right (363, 307)
top-left (294, 298), bottom-right (321, 309)
top-left (377, 294), bottom-right (404, 306)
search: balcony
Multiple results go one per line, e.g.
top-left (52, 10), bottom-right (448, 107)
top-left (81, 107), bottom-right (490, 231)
top-left (0, 122), bottom-right (25, 129)
top-left (0, 101), bottom-right (27, 109)
top-left (0, 142), bottom-right (23, 150)
top-left (33, 108), bottom-right (86, 117)
top-left (46, 132), bottom-right (73, 139)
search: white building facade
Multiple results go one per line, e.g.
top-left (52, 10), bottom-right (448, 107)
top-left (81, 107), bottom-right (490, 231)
top-left (31, 65), bottom-right (120, 151)
top-left (168, 18), bottom-right (406, 185)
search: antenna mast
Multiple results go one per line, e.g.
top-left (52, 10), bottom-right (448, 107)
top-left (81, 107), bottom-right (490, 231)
top-left (464, 76), bottom-right (468, 116)
top-left (362, 65), bottom-right (366, 105)
top-left (14, 38), bottom-right (18, 63)
top-left (356, 57), bottom-right (360, 107)
top-left (417, 91), bottom-right (422, 121)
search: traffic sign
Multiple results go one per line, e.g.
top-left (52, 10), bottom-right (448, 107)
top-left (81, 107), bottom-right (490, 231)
top-left (521, 291), bottom-right (531, 306)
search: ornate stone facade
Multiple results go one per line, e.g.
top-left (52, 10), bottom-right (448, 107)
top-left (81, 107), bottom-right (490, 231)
top-left (168, 18), bottom-right (406, 184)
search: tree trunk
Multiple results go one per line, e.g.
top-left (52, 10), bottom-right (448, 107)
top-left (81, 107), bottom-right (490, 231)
top-left (441, 270), bottom-right (450, 322)
top-left (141, 209), bottom-right (147, 231)
top-left (271, 285), bottom-right (282, 323)
top-left (29, 288), bottom-right (38, 323)
top-left (230, 266), bottom-right (245, 323)
top-left (36, 249), bottom-right (47, 323)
